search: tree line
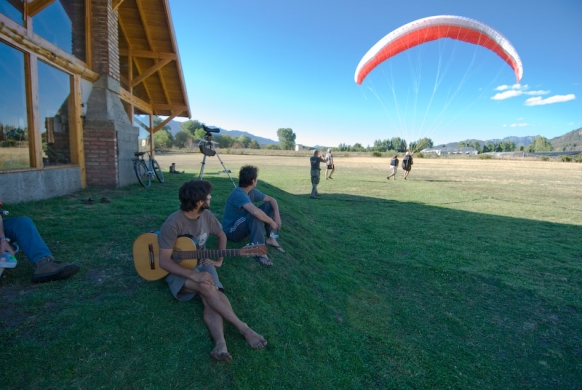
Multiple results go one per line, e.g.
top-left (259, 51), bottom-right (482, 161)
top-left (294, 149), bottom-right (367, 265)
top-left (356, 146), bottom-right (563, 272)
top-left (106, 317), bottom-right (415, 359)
top-left (149, 118), bottom-right (554, 154)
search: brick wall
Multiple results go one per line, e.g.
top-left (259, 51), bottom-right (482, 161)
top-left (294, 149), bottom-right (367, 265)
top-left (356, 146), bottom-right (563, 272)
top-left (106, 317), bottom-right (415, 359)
top-left (83, 125), bottom-right (118, 187)
top-left (91, 0), bottom-right (120, 80)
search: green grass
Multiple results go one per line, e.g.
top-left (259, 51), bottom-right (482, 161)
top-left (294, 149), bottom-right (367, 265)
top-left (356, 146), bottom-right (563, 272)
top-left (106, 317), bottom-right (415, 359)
top-left (1, 155), bottom-right (581, 389)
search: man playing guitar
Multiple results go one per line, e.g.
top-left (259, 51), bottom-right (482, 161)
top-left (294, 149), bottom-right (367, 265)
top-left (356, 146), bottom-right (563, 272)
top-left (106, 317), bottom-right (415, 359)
top-left (158, 180), bottom-right (267, 361)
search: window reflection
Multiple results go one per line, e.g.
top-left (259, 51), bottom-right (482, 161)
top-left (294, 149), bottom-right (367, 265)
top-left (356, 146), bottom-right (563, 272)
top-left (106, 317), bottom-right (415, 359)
top-left (134, 113), bottom-right (152, 151)
top-left (0, 40), bottom-right (29, 169)
top-left (38, 60), bottom-right (71, 166)
top-left (33, 0), bottom-right (85, 62)
top-left (0, 0), bottom-right (24, 26)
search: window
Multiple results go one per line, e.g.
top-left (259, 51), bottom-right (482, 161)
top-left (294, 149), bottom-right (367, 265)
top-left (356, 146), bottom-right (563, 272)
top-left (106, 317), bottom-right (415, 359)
top-left (0, 0), bottom-right (24, 26)
top-left (33, 0), bottom-right (86, 62)
top-left (0, 40), bottom-right (29, 169)
top-left (38, 60), bottom-right (72, 166)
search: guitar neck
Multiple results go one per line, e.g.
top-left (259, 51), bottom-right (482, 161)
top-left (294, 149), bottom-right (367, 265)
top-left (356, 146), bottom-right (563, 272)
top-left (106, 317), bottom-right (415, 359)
top-left (172, 248), bottom-right (241, 261)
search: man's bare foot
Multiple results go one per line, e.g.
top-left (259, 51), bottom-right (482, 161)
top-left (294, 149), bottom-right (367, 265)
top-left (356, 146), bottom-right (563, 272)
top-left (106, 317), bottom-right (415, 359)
top-left (241, 326), bottom-right (267, 349)
top-left (210, 343), bottom-right (233, 362)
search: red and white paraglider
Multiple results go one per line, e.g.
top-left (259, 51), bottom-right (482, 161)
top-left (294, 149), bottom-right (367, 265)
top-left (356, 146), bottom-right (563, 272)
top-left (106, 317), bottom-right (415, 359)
top-left (355, 15), bottom-right (523, 85)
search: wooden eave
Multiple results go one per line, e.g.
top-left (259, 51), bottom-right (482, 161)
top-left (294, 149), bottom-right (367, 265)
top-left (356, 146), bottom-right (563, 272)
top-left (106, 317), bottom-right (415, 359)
top-left (118, 0), bottom-right (190, 119)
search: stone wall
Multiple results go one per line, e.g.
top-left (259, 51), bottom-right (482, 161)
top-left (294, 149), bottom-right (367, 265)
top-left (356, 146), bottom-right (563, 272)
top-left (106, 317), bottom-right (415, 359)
top-left (0, 167), bottom-right (81, 204)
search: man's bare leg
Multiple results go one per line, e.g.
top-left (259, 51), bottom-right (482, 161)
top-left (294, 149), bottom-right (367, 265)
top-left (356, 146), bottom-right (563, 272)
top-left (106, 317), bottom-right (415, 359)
top-left (185, 281), bottom-right (267, 350)
top-left (200, 296), bottom-right (232, 362)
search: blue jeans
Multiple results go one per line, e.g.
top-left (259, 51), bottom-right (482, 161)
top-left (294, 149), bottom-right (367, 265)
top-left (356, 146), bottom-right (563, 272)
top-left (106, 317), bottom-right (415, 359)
top-left (4, 216), bottom-right (52, 265)
top-left (224, 202), bottom-right (274, 245)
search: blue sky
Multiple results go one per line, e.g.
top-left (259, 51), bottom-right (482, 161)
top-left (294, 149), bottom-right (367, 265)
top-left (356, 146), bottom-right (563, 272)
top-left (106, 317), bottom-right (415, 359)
top-left (168, 0), bottom-right (581, 147)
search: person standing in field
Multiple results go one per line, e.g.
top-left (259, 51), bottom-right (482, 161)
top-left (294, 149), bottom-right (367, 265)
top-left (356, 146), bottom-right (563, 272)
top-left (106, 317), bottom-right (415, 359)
top-left (325, 148), bottom-right (335, 180)
top-left (158, 179), bottom-right (267, 361)
top-left (310, 150), bottom-right (326, 198)
top-left (402, 152), bottom-right (413, 180)
top-left (387, 154), bottom-right (399, 180)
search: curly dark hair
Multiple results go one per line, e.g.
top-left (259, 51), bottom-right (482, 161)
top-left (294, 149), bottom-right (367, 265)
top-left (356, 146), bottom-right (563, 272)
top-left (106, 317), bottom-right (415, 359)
top-left (238, 165), bottom-right (258, 187)
top-left (179, 180), bottom-right (213, 212)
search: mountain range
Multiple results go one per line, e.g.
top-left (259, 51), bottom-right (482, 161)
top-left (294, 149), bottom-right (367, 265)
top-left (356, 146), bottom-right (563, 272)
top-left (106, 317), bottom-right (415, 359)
top-left (166, 120), bottom-right (278, 145)
top-left (166, 120), bottom-right (582, 151)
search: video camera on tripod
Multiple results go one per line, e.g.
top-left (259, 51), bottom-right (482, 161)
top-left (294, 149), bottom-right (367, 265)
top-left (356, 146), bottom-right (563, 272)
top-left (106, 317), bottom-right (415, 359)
top-left (198, 125), bottom-right (220, 157)
top-left (196, 125), bottom-right (236, 187)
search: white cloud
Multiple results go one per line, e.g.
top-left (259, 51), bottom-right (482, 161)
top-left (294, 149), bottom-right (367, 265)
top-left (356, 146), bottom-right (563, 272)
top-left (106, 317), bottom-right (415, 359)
top-left (510, 123), bottom-right (529, 127)
top-left (525, 90), bottom-right (550, 95)
top-left (524, 94), bottom-right (576, 106)
top-left (492, 90), bottom-right (523, 100)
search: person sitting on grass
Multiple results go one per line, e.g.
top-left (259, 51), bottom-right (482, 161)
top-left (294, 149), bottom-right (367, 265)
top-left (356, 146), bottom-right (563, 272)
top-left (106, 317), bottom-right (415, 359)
top-left (158, 179), bottom-right (267, 362)
top-left (0, 211), bottom-right (79, 283)
top-left (222, 165), bottom-right (284, 268)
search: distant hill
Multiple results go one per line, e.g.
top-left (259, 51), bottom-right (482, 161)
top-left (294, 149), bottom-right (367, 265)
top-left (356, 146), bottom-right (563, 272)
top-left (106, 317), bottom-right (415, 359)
top-left (441, 136), bottom-right (535, 149)
top-left (549, 128), bottom-right (582, 151)
top-left (166, 120), bottom-right (278, 145)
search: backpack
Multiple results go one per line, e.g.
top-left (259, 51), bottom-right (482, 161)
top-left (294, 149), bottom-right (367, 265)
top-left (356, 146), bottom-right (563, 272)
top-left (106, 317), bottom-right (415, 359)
top-left (401, 158), bottom-right (408, 169)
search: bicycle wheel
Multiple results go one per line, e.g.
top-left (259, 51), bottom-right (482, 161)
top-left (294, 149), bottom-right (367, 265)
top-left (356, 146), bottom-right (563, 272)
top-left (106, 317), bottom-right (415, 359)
top-left (134, 160), bottom-right (151, 187)
top-left (152, 159), bottom-right (165, 183)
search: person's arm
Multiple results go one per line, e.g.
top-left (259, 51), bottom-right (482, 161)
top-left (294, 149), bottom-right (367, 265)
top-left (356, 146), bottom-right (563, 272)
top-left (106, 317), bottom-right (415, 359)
top-left (0, 216), bottom-right (15, 255)
top-left (159, 247), bottom-right (214, 285)
top-left (201, 230), bottom-right (227, 267)
top-left (242, 199), bottom-right (280, 230)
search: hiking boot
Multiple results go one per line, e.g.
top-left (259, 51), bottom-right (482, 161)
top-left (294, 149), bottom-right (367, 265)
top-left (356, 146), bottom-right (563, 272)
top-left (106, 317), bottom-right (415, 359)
top-left (31, 256), bottom-right (79, 283)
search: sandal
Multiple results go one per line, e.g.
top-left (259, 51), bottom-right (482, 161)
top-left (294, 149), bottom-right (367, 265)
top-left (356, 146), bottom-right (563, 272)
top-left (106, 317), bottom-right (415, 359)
top-left (254, 255), bottom-right (272, 267)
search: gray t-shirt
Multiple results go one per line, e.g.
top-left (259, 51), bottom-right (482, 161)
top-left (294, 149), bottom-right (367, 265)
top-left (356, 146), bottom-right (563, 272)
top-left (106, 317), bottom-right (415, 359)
top-left (158, 210), bottom-right (223, 254)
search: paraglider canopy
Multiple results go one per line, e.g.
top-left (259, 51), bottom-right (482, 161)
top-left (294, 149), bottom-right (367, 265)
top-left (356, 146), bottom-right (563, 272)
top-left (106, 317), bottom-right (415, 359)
top-left (355, 15), bottom-right (523, 85)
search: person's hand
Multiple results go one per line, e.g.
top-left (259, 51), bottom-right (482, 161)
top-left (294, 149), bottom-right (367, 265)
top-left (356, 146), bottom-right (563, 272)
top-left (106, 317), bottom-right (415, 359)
top-left (269, 220), bottom-right (279, 231)
top-left (274, 216), bottom-right (282, 229)
top-left (201, 258), bottom-right (223, 268)
top-left (0, 240), bottom-right (14, 255)
top-left (190, 271), bottom-right (214, 285)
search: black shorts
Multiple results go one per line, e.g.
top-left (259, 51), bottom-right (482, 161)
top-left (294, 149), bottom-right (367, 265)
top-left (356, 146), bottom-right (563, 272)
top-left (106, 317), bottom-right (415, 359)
top-left (327, 164), bottom-right (334, 169)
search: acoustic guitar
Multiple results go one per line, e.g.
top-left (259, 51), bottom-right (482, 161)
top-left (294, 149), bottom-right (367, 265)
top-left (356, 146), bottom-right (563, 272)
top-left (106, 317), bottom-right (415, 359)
top-left (133, 232), bottom-right (266, 281)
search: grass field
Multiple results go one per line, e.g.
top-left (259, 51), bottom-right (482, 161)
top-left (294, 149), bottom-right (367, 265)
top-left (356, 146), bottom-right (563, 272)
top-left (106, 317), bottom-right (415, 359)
top-left (1, 153), bottom-right (581, 389)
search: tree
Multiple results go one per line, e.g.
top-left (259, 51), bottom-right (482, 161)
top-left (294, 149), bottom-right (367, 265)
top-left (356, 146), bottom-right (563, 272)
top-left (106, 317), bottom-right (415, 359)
top-left (412, 137), bottom-right (433, 152)
top-left (528, 135), bottom-right (554, 152)
top-left (396, 139), bottom-right (407, 152)
top-left (277, 128), bottom-right (296, 150)
top-left (249, 140), bottom-right (261, 149)
top-left (181, 119), bottom-right (205, 135)
top-left (458, 141), bottom-right (467, 148)
top-left (174, 130), bottom-right (193, 148)
top-left (470, 141), bottom-right (481, 153)
top-left (153, 129), bottom-right (172, 149)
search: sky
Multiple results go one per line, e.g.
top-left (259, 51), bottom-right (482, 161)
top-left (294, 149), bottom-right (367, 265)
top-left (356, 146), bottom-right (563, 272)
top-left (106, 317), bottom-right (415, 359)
top-left (168, 0), bottom-right (581, 147)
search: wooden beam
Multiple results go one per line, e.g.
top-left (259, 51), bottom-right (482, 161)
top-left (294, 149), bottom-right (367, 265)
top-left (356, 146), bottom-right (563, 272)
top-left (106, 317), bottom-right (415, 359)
top-left (27, 0), bottom-right (55, 17)
top-left (25, 53), bottom-right (43, 168)
top-left (112, 0), bottom-right (126, 12)
top-left (130, 58), bottom-right (171, 88)
top-left (0, 17), bottom-right (99, 81)
top-left (119, 87), bottom-right (152, 114)
top-left (152, 104), bottom-right (189, 112)
top-left (152, 114), bottom-right (178, 134)
top-left (119, 49), bottom-right (177, 60)
top-left (70, 74), bottom-right (86, 187)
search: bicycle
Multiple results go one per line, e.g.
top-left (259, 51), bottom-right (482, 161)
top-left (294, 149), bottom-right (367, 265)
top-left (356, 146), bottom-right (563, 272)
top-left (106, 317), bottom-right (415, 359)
top-left (132, 151), bottom-right (164, 187)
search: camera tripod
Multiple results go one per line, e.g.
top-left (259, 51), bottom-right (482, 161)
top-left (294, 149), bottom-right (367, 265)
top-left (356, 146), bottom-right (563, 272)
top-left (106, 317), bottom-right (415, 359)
top-left (197, 132), bottom-right (236, 188)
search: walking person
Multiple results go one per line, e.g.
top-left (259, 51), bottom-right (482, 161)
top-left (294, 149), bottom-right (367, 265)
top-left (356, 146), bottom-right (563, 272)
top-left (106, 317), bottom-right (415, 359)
top-left (387, 154), bottom-right (399, 180)
top-left (325, 148), bottom-right (335, 179)
top-left (310, 150), bottom-right (326, 198)
top-left (402, 152), bottom-right (413, 180)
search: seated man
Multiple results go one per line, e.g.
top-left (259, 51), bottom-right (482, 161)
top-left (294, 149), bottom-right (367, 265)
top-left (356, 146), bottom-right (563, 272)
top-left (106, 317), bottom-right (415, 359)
top-left (158, 179), bottom-right (267, 361)
top-left (0, 212), bottom-right (79, 283)
top-left (222, 165), bottom-right (284, 267)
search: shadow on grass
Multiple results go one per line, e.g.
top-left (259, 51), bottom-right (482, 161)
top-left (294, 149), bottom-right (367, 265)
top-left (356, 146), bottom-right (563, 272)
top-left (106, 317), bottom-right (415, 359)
top-left (1, 175), bottom-right (581, 389)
